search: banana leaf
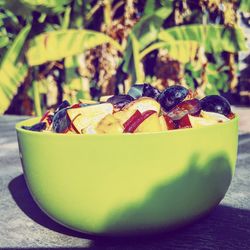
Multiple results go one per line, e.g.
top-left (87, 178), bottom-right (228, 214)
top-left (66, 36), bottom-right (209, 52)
top-left (20, 0), bottom-right (71, 8)
top-left (140, 41), bottom-right (199, 64)
top-left (144, 0), bottom-right (174, 15)
top-left (239, 0), bottom-right (250, 12)
top-left (130, 33), bottom-right (143, 83)
top-left (158, 24), bottom-right (247, 53)
top-left (0, 0), bottom-right (71, 16)
top-left (26, 29), bottom-right (123, 66)
top-left (129, 4), bottom-right (173, 51)
top-left (1, 24), bottom-right (31, 65)
top-left (0, 24), bottom-right (30, 114)
top-left (0, 33), bottom-right (9, 48)
top-left (0, 63), bottom-right (28, 114)
top-left (123, 4), bottom-right (173, 82)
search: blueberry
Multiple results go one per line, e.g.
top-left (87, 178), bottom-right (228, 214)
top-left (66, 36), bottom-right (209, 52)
top-left (200, 95), bottom-right (231, 116)
top-left (157, 85), bottom-right (189, 112)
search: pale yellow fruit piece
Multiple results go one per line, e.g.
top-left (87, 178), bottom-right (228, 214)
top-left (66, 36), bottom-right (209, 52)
top-left (67, 103), bottom-right (113, 122)
top-left (188, 115), bottom-right (218, 128)
top-left (65, 130), bottom-right (76, 134)
top-left (113, 109), bottom-right (138, 126)
top-left (71, 114), bottom-right (90, 133)
top-left (81, 124), bottom-right (97, 134)
top-left (96, 114), bottom-right (123, 134)
top-left (123, 97), bottom-right (160, 114)
top-left (135, 113), bottom-right (162, 133)
top-left (99, 95), bottom-right (113, 102)
top-left (200, 110), bottom-right (229, 122)
top-left (159, 115), bottom-right (168, 131)
top-left (78, 99), bottom-right (98, 104)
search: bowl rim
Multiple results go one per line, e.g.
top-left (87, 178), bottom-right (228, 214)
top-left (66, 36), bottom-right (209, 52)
top-left (15, 115), bottom-right (239, 138)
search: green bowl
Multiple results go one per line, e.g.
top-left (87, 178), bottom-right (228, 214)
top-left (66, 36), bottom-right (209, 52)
top-left (16, 117), bottom-right (238, 235)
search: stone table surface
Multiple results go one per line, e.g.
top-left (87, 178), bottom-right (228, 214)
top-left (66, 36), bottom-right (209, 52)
top-left (0, 114), bottom-right (250, 250)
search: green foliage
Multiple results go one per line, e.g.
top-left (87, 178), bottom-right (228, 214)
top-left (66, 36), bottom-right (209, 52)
top-left (0, 24), bottom-right (31, 114)
top-left (123, 4), bottom-right (173, 82)
top-left (141, 41), bottom-right (199, 63)
top-left (0, 0), bottom-right (248, 115)
top-left (0, 0), bottom-right (72, 16)
top-left (26, 29), bottom-right (123, 66)
top-left (158, 24), bottom-right (247, 53)
top-left (239, 0), bottom-right (250, 12)
top-left (0, 32), bottom-right (9, 48)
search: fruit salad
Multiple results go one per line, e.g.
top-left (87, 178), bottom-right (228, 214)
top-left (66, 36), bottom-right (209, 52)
top-left (22, 84), bottom-right (235, 134)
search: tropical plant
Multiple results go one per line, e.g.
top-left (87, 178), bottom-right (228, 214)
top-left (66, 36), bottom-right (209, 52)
top-left (0, 0), bottom-right (249, 115)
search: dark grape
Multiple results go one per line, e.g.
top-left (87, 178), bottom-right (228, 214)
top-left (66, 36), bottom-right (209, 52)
top-left (55, 100), bottom-right (70, 113)
top-left (127, 83), bottom-right (161, 99)
top-left (157, 85), bottom-right (189, 112)
top-left (167, 99), bottom-right (201, 121)
top-left (52, 108), bottom-right (70, 133)
top-left (22, 122), bottom-right (47, 131)
top-left (200, 95), bottom-right (231, 116)
top-left (107, 95), bottom-right (134, 109)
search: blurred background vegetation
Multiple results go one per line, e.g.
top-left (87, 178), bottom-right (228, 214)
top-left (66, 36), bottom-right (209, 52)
top-left (0, 0), bottom-right (250, 116)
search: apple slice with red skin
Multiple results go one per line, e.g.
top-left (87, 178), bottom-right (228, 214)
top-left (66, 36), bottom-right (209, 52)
top-left (167, 99), bottom-right (201, 121)
top-left (163, 114), bottom-right (176, 130)
top-left (178, 114), bottom-right (192, 129)
top-left (40, 110), bottom-right (53, 126)
top-left (227, 112), bottom-right (235, 120)
top-left (123, 110), bottom-right (156, 133)
top-left (70, 103), bottom-right (81, 109)
top-left (123, 110), bottom-right (142, 130)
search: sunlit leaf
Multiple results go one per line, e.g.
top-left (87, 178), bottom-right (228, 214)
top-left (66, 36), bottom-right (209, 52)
top-left (130, 33), bottom-right (144, 83)
top-left (20, 0), bottom-right (71, 9)
top-left (159, 24), bottom-right (247, 53)
top-left (0, 63), bottom-right (28, 114)
top-left (0, 0), bottom-right (72, 15)
top-left (26, 29), bottom-right (123, 66)
top-left (123, 4), bottom-right (173, 81)
top-left (0, 24), bottom-right (30, 114)
top-left (239, 0), bottom-right (250, 12)
top-left (140, 40), bottom-right (199, 64)
top-left (1, 24), bottom-right (31, 65)
top-left (205, 82), bottom-right (220, 95)
top-left (131, 4), bottom-right (173, 51)
top-left (144, 0), bottom-right (156, 15)
top-left (0, 33), bottom-right (9, 48)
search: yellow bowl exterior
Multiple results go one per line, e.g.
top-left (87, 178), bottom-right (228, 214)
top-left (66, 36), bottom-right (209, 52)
top-left (16, 117), bottom-right (238, 235)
